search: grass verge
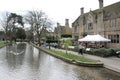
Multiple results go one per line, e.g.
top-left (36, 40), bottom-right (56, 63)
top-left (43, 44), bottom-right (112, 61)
top-left (47, 49), bottom-right (97, 63)
top-left (0, 41), bottom-right (10, 48)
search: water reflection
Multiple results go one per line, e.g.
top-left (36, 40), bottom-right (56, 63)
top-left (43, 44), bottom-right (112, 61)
top-left (5, 42), bottom-right (26, 69)
top-left (25, 44), bottom-right (41, 69)
top-left (0, 42), bottom-right (119, 80)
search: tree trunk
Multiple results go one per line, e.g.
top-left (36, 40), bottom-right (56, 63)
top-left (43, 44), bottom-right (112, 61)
top-left (49, 43), bottom-right (51, 49)
top-left (66, 47), bottom-right (67, 54)
top-left (38, 37), bottom-right (41, 46)
top-left (65, 44), bottom-right (68, 54)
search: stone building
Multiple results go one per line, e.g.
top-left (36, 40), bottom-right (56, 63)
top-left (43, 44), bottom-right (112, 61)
top-left (72, 0), bottom-right (120, 48)
top-left (54, 19), bottom-right (72, 38)
top-left (54, 22), bottom-right (65, 38)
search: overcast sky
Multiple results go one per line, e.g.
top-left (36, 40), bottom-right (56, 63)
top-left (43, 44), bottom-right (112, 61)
top-left (0, 0), bottom-right (120, 28)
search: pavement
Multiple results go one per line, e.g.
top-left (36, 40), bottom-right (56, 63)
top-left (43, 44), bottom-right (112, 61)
top-left (50, 47), bottom-right (120, 73)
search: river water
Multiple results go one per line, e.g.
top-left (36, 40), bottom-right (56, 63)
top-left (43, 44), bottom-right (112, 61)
top-left (0, 42), bottom-right (119, 80)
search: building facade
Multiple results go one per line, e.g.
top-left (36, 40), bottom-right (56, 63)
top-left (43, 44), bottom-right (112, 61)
top-left (54, 19), bottom-right (72, 38)
top-left (72, 0), bottom-right (120, 48)
top-left (54, 22), bottom-right (65, 38)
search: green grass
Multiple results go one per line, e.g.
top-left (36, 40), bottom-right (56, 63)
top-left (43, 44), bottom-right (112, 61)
top-left (0, 41), bottom-right (9, 48)
top-left (47, 49), bottom-right (96, 63)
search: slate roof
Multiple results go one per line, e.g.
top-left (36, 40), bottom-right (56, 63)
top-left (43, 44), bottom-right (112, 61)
top-left (72, 1), bottom-right (120, 24)
top-left (103, 1), bottom-right (120, 20)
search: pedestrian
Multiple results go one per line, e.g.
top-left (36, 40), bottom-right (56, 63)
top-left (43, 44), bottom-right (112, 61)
top-left (79, 48), bottom-right (83, 55)
top-left (78, 42), bottom-right (84, 55)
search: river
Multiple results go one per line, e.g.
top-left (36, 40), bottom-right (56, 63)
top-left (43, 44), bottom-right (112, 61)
top-left (0, 42), bottom-right (119, 80)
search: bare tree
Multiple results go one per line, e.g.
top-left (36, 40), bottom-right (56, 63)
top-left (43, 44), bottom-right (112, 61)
top-left (0, 12), bottom-right (10, 41)
top-left (25, 10), bottom-right (52, 46)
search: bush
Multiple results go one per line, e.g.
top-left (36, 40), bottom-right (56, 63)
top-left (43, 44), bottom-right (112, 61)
top-left (86, 50), bottom-right (93, 55)
top-left (85, 48), bottom-right (114, 57)
top-left (93, 48), bottom-right (113, 57)
top-left (73, 46), bottom-right (120, 57)
top-left (74, 46), bottom-right (79, 52)
top-left (112, 48), bottom-right (120, 52)
top-left (110, 48), bottom-right (120, 56)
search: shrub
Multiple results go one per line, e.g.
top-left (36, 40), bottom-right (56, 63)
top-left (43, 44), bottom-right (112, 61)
top-left (112, 48), bottom-right (120, 52)
top-left (74, 46), bottom-right (79, 52)
top-left (110, 48), bottom-right (120, 56)
top-left (93, 48), bottom-right (112, 57)
top-left (73, 46), bottom-right (120, 57)
top-left (85, 48), bottom-right (114, 57)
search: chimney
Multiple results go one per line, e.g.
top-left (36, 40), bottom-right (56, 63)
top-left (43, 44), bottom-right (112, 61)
top-left (57, 22), bottom-right (60, 27)
top-left (99, 0), bottom-right (103, 9)
top-left (65, 19), bottom-right (69, 27)
top-left (81, 7), bottom-right (84, 15)
top-left (65, 19), bottom-right (71, 34)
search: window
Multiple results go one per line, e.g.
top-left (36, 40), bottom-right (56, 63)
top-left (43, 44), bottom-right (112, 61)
top-left (108, 34), bottom-right (119, 43)
top-left (88, 23), bottom-right (93, 30)
top-left (117, 34), bottom-right (119, 43)
top-left (110, 19), bottom-right (116, 27)
top-left (74, 26), bottom-right (77, 33)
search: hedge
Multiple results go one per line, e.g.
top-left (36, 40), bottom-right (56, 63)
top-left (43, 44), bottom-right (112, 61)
top-left (85, 48), bottom-right (120, 57)
top-left (73, 46), bottom-right (120, 57)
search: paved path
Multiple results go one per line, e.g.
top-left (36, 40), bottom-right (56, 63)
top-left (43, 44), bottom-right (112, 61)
top-left (50, 47), bottom-right (120, 73)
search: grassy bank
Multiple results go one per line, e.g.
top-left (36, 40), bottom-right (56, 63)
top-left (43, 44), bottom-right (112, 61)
top-left (47, 49), bottom-right (96, 63)
top-left (0, 41), bottom-right (9, 48)
top-left (30, 42), bottom-right (98, 63)
top-left (30, 42), bottom-right (102, 66)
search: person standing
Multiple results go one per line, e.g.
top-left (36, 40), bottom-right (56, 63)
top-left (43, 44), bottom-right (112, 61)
top-left (79, 48), bottom-right (83, 55)
top-left (78, 43), bottom-right (84, 55)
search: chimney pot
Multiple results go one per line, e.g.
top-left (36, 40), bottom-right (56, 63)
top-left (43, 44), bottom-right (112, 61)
top-left (99, 0), bottom-right (103, 9)
top-left (81, 7), bottom-right (84, 15)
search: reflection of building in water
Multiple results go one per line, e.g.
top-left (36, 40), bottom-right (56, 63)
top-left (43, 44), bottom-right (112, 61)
top-left (72, 0), bottom-right (120, 48)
